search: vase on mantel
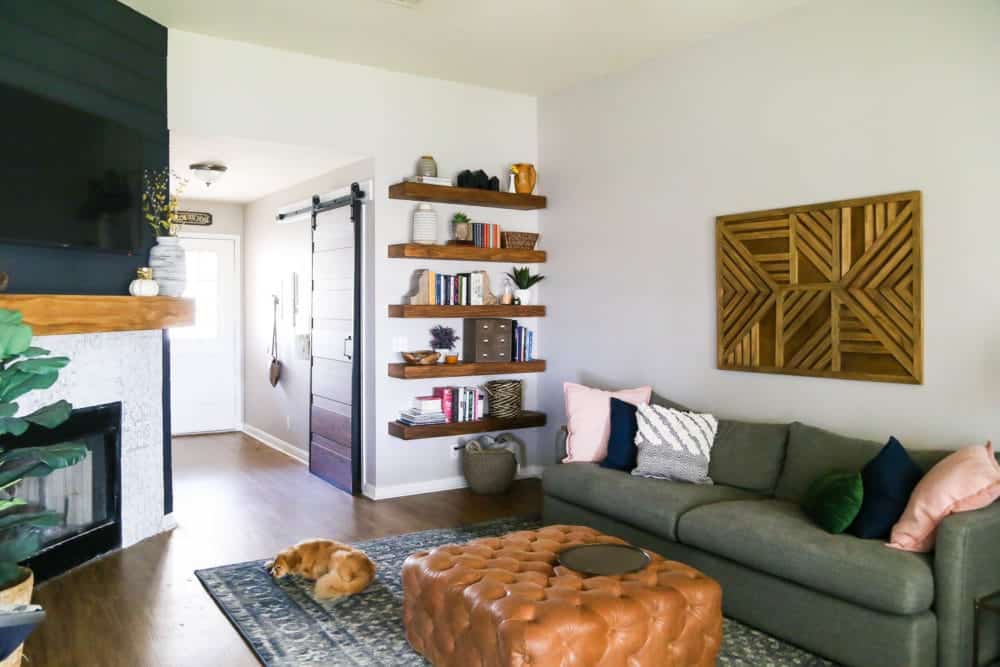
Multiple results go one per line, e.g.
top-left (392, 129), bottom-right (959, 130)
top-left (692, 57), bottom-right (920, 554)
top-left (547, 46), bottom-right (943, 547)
top-left (148, 236), bottom-right (186, 297)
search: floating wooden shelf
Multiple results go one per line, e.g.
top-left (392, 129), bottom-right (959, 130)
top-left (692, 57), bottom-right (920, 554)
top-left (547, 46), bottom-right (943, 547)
top-left (388, 411), bottom-right (547, 440)
top-left (388, 360), bottom-right (546, 379)
top-left (388, 304), bottom-right (546, 318)
top-left (388, 243), bottom-right (546, 264)
top-left (0, 295), bottom-right (195, 335)
top-left (389, 181), bottom-right (547, 210)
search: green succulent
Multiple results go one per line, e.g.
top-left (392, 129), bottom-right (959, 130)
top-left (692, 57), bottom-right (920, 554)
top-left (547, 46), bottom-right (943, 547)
top-left (506, 266), bottom-right (545, 290)
top-left (0, 309), bottom-right (88, 589)
top-left (451, 212), bottom-right (470, 225)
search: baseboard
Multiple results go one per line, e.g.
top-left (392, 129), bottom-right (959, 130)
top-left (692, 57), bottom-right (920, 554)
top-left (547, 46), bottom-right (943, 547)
top-left (241, 424), bottom-right (308, 464)
top-left (363, 464), bottom-right (543, 500)
top-left (161, 512), bottom-right (178, 531)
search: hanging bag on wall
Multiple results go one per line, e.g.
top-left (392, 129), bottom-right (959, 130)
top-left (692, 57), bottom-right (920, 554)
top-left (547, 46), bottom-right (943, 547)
top-left (269, 295), bottom-right (282, 387)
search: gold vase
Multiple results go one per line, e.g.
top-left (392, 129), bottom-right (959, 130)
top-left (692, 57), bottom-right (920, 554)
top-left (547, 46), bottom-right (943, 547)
top-left (511, 163), bottom-right (537, 194)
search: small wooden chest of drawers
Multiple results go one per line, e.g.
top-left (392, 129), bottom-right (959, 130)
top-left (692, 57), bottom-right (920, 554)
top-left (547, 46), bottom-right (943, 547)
top-left (463, 318), bottom-right (513, 362)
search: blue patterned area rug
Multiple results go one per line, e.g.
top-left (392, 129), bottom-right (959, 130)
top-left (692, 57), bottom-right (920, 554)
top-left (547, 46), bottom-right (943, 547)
top-left (195, 517), bottom-right (834, 666)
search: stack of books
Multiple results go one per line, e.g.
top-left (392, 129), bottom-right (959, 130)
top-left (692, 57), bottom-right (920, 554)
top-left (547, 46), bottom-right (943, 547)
top-left (432, 386), bottom-right (484, 423)
top-left (405, 175), bottom-right (452, 187)
top-left (412, 270), bottom-right (490, 306)
top-left (397, 396), bottom-right (447, 426)
top-left (512, 323), bottom-right (535, 361)
top-left (471, 223), bottom-right (501, 248)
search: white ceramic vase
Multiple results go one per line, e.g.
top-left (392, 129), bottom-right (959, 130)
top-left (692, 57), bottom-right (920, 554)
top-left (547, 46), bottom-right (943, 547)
top-left (515, 288), bottom-right (532, 305)
top-left (412, 204), bottom-right (438, 245)
top-left (148, 236), bottom-right (187, 297)
top-left (129, 267), bottom-right (159, 297)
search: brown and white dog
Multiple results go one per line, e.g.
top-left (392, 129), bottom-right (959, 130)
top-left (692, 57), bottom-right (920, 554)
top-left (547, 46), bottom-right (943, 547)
top-left (267, 539), bottom-right (376, 600)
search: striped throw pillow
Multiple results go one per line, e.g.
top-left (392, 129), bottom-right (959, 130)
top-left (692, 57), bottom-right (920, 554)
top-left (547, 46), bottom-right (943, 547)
top-left (632, 403), bottom-right (718, 484)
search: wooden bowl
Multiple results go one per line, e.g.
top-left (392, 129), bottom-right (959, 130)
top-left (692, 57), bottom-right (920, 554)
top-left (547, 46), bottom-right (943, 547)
top-left (401, 350), bottom-right (440, 365)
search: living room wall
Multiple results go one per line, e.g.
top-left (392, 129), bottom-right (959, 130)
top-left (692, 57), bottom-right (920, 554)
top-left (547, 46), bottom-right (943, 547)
top-left (538, 0), bottom-right (1000, 455)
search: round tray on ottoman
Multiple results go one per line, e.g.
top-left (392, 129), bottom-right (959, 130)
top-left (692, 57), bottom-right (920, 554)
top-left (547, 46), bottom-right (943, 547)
top-left (401, 525), bottom-right (722, 667)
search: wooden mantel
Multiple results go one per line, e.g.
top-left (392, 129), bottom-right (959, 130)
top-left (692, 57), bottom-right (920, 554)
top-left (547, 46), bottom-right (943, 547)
top-left (0, 295), bottom-right (195, 335)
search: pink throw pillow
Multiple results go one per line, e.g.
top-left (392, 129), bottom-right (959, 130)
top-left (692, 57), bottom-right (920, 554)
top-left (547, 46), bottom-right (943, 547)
top-left (888, 442), bottom-right (1000, 552)
top-left (563, 382), bottom-right (652, 463)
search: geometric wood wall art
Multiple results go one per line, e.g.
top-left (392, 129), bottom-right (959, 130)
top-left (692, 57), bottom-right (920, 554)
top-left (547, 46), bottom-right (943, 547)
top-left (716, 191), bottom-right (922, 384)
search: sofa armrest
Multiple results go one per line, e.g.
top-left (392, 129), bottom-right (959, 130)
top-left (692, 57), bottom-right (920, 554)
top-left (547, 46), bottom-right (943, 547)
top-left (935, 502), bottom-right (1000, 667)
top-left (554, 426), bottom-right (568, 464)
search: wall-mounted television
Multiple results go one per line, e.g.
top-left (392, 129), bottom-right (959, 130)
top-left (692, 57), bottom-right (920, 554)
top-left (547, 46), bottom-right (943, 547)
top-left (0, 81), bottom-right (147, 254)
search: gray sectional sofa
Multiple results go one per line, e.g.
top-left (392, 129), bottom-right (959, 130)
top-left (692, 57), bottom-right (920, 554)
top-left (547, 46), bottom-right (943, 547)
top-left (542, 420), bottom-right (1000, 667)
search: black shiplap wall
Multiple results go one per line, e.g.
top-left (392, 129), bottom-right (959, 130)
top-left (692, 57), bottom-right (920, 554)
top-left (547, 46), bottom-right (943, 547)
top-left (0, 0), bottom-right (167, 294)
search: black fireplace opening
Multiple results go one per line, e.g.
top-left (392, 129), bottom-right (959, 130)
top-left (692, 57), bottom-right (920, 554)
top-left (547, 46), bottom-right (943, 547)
top-left (0, 402), bottom-right (122, 583)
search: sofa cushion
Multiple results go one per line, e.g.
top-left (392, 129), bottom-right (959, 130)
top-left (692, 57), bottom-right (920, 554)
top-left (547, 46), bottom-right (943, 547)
top-left (676, 499), bottom-right (934, 615)
top-left (774, 422), bottom-right (883, 501)
top-left (601, 397), bottom-right (639, 471)
top-left (542, 463), bottom-right (759, 541)
top-left (709, 420), bottom-right (789, 493)
top-left (849, 436), bottom-right (924, 539)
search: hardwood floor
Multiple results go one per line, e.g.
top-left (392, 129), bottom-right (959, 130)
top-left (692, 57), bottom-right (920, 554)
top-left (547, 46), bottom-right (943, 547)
top-left (26, 432), bottom-right (542, 667)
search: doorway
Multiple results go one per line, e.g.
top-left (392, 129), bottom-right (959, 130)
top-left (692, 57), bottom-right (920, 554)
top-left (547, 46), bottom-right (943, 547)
top-left (170, 234), bottom-right (241, 434)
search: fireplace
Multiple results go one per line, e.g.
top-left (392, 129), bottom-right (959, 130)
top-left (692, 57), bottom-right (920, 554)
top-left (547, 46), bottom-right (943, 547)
top-left (2, 403), bottom-right (122, 582)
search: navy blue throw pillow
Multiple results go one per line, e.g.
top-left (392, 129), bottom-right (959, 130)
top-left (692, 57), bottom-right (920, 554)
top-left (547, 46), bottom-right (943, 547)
top-left (601, 398), bottom-right (639, 471)
top-left (849, 436), bottom-right (924, 539)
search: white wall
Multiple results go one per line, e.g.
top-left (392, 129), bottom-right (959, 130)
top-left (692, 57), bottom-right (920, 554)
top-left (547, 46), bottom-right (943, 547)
top-left (538, 0), bottom-right (1000, 455)
top-left (168, 31), bottom-right (542, 497)
top-left (176, 199), bottom-right (245, 238)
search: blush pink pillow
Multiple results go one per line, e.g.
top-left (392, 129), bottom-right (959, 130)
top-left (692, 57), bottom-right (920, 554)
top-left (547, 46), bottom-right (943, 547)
top-left (563, 382), bottom-right (652, 463)
top-left (888, 442), bottom-right (1000, 552)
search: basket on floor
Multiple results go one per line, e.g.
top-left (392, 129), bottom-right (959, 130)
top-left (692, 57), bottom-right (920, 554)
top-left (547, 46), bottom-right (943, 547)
top-left (461, 435), bottom-right (523, 495)
top-left (501, 232), bottom-right (539, 250)
top-left (483, 380), bottom-right (523, 419)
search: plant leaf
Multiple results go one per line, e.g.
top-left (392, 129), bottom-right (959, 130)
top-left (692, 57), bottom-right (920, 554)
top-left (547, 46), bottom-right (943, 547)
top-left (0, 443), bottom-right (88, 486)
top-left (0, 311), bottom-right (22, 327)
top-left (0, 418), bottom-right (28, 437)
top-left (0, 531), bottom-right (41, 569)
top-left (0, 369), bottom-right (60, 403)
top-left (0, 510), bottom-right (60, 532)
top-left (0, 498), bottom-right (26, 513)
top-left (0, 403), bottom-right (17, 419)
top-left (20, 347), bottom-right (50, 358)
top-left (0, 320), bottom-right (31, 360)
top-left (22, 400), bottom-right (72, 429)
top-left (5, 357), bottom-right (70, 375)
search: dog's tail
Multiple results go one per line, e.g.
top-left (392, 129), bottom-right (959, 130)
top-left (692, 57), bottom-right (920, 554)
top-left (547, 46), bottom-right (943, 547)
top-left (333, 550), bottom-right (376, 595)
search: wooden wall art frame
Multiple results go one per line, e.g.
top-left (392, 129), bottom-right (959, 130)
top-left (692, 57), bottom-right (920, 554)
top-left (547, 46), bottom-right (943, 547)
top-left (716, 191), bottom-right (922, 384)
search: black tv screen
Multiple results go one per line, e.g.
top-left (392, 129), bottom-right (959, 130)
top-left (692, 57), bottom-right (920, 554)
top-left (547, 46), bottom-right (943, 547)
top-left (0, 82), bottom-right (146, 253)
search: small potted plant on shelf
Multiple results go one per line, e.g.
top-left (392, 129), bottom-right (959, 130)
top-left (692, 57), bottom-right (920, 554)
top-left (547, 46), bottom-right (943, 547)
top-left (0, 309), bottom-right (88, 666)
top-left (429, 325), bottom-right (459, 364)
top-left (143, 168), bottom-right (189, 297)
top-left (506, 266), bottom-right (545, 305)
top-left (451, 212), bottom-right (472, 245)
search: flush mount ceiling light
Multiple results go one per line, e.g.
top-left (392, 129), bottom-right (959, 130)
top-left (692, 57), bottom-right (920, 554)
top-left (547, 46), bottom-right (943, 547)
top-left (189, 161), bottom-right (228, 186)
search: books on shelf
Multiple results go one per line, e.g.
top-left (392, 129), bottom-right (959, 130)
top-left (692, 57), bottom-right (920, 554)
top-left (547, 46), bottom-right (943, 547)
top-left (431, 386), bottom-right (485, 423)
top-left (511, 321), bottom-right (535, 362)
top-left (471, 223), bottom-right (502, 248)
top-left (405, 176), bottom-right (453, 187)
top-left (409, 270), bottom-right (490, 306)
top-left (398, 407), bottom-right (447, 426)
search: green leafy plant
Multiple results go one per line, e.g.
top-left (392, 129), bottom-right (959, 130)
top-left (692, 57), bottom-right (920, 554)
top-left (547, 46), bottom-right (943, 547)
top-left (0, 309), bottom-right (87, 589)
top-left (506, 266), bottom-right (545, 290)
top-left (451, 212), bottom-right (470, 225)
top-left (142, 167), bottom-right (188, 237)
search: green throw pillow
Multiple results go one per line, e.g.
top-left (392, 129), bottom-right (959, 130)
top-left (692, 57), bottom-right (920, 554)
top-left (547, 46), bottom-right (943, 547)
top-left (801, 471), bottom-right (864, 534)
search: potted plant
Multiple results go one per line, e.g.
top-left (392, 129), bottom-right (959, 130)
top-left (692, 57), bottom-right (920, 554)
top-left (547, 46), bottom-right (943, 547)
top-left (429, 325), bottom-right (459, 364)
top-left (0, 309), bottom-right (88, 666)
top-left (143, 168), bottom-right (189, 297)
top-left (505, 266), bottom-right (545, 305)
top-left (451, 212), bottom-right (472, 245)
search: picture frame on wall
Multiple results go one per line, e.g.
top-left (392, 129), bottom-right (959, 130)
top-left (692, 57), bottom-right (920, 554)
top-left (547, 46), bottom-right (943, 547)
top-left (176, 211), bottom-right (213, 226)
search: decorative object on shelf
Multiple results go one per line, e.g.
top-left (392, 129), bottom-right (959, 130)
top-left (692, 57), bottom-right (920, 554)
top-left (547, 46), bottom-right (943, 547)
top-left (269, 295), bottom-right (282, 387)
top-left (501, 231), bottom-right (539, 250)
top-left (0, 309), bottom-right (89, 667)
top-left (411, 204), bottom-right (438, 245)
top-left (458, 433), bottom-right (524, 494)
top-left (405, 175), bottom-right (452, 187)
top-left (445, 354), bottom-right (458, 364)
top-left (488, 176), bottom-right (500, 191)
top-left (0, 273), bottom-right (8, 292)
top-left (406, 269), bottom-right (497, 306)
top-left (143, 168), bottom-right (189, 297)
top-left (484, 379), bottom-right (523, 419)
top-left (501, 277), bottom-right (514, 305)
top-left (128, 267), bottom-right (159, 297)
top-left (451, 212), bottom-right (472, 244)
top-left (148, 237), bottom-right (186, 297)
top-left (416, 155), bottom-right (438, 178)
top-left (463, 318), bottom-right (513, 363)
top-left (716, 190), bottom-right (922, 384)
top-left (176, 210), bottom-right (212, 226)
top-left (429, 325), bottom-right (459, 363)
top-left (401, 350), bottom-right (440, 365)
top-left (457, 169), bottom-right (495, 190)
top-left (507, 172), bottom-right (517, 193)
top-left (510, 163), bottom-right (537, 194)
top-left (188, 161), bottom-right (227, 187)
top-left (506, 266), bottom-right (545, 306)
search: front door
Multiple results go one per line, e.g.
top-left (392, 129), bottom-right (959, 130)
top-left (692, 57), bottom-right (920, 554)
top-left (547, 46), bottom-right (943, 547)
top-left (170, 235), bottom-right (240, 434)
top-left (310, 201), bottom-right (360, 493)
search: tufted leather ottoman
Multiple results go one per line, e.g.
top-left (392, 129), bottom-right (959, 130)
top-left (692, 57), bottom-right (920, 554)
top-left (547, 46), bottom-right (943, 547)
top-left (402, 525), bottom-right (722, 667)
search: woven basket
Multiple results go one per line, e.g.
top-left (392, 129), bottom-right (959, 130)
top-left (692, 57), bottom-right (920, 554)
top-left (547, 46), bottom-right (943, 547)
top-left (502, 232), bottom-right (539, 250)
top-left (483, 380), bottom-right (523, 419)
top-left (461, 434), bottom-right (525, 494)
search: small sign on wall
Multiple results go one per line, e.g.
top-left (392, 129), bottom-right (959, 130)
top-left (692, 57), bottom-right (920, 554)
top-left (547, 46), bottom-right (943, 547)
top-left (176, 211), bottom-right (213, 226)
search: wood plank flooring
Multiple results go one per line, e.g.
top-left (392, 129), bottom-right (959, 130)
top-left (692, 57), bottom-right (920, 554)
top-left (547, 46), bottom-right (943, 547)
top-left (26, 432), bottom-right (542, 666)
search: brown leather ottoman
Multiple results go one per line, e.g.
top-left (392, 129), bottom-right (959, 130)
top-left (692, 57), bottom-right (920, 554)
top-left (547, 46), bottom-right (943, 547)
top-left (402, 525), bottom-right (722, 667)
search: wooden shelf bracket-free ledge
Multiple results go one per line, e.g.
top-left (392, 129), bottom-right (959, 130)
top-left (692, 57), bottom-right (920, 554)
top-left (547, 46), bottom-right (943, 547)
top-left (387, 243), bottom-right (546, 264)
top-left (388, 304), bottom-right (546, 318)
top-left (387, 411), bottom-right (547, 440)
top-left (388, 359), bottom-right (546, 379)
top-left (0, 295), bottom-right (195, 335)
top-left (388, 181), bottom-right (547, 211)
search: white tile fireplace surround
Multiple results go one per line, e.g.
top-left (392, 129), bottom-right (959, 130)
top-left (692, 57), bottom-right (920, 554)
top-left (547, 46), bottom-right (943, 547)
top-left (18, 330), bottom-right (167, 547)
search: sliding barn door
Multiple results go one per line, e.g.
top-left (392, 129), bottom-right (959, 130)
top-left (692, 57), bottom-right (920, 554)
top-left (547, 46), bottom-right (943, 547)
top-left (310, 203), bottom-right (361, 493)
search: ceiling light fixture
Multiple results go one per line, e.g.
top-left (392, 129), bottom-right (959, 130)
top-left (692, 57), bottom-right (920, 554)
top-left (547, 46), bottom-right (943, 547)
top-left (189, 161), bottom-right (228, 186)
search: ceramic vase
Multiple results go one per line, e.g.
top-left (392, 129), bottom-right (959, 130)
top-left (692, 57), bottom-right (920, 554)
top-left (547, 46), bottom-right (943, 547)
top-left (515, 288), bottom-right (532, 305)
top-left (512, 163), bottom-right (537, 194)
top-left (148, 236), bottom-right (187, 297)
top-left (411, 204), bottom-right (438, 245)
top-left (129, 267), bottom-right (159, 296)
top-left (417, 155), bottom-right (438, 177)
